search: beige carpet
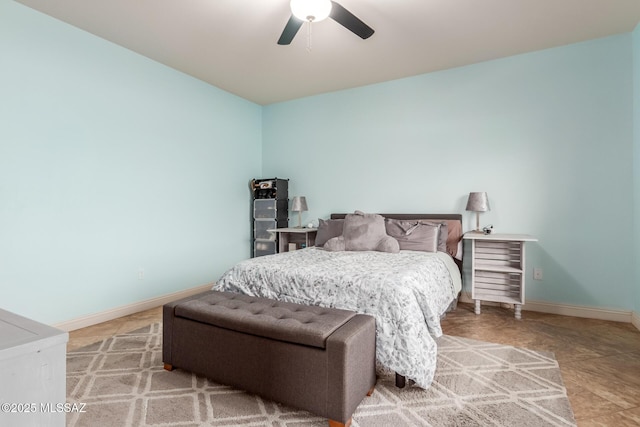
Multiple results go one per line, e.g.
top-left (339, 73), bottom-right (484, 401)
top-left (66, 323), bottom-right (576, 426)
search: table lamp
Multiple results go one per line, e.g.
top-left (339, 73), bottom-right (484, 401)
top-left (465, 192), bottom-right (490, 232)
top-left (291, 196), bottom-right (308, 228)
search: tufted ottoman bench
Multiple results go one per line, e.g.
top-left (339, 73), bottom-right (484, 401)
top-left (162, 290), bottom-right (376, 427)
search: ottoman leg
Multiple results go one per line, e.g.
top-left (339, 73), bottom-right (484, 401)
top-left (327, 386), bottom-right (374, 426)
top-left (329, 418), bottom-right (352, 427)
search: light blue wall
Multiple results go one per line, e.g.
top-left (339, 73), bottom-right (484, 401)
top-left (263, 35), bottom-right (635, 311)
top-left (2, 0), bottom-right (636, 323)
top-left (0, 0), bottom-right (262, 324)
top-left (634, 23), bottom-right (640, 315)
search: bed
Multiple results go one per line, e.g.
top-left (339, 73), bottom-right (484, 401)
top-left (214, 213), bottom-right (463, 389)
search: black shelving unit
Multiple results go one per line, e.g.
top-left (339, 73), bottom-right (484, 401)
top-left (251, 178), bottom-right (288, 257)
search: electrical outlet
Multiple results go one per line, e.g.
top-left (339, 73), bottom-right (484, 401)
top-left (533, 267), bottom-right (543, 281)
top-left (138, 268), bottom-right (145, 280)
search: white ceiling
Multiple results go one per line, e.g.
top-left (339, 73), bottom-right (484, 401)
top-left (14, 0), bottom-right (640, 105)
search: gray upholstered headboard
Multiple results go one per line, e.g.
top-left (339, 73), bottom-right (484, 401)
top-left (330, 213), bottom-right (462, 221)
top-left (330, 213), bottom-right (463, 272)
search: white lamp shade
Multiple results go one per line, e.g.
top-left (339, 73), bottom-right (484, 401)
top-left (290, 0), bottom-right (332, 22)
top-left (291, 196), bottom-right (308, 212)
top-left (465, 192), bottom-right (490, 212)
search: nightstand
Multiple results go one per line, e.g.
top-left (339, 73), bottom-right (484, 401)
top-left (268, 227), bottom-right (318, 253)
top-left (463, 232), bottom-right (538, 319)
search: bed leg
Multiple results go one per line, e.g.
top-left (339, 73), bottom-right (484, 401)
top-left (164, 363), bottom-right (174, 371)
top-left (395, 373), bottom-right (406, 388)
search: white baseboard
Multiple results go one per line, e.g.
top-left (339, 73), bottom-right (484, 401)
top-left (632, 311), bottom-right (640, 331)
top-left (522, 300), bottom-right (632, 323)
top-left (54, 283), bottom-right (214, 332)
top-left (459, 292), bottom-right (633, 324)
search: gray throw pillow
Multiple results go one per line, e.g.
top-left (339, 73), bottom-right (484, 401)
top-left (315, 218), bottom-right (344, 247)
top-left (385, 219), bottom-right (440, 252)
top-left (325, 211), bottom-right (399, 253)
top-left (419, 221), bottom-right (448, 253)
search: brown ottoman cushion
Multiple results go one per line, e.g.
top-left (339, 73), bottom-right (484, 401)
top-left (174, 291), bottom-right (356, 348)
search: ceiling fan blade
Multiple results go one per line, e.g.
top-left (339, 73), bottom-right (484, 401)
top-left (277, 15), bottom-right (304, 45)
top-left (329, 1), bottom-right (374, 40)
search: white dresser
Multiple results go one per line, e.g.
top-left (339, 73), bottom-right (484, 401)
top-left (0, 308), bottom-right (68, 427)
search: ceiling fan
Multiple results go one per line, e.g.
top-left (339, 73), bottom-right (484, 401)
top-left (278, 0), bottom-right (375, 45)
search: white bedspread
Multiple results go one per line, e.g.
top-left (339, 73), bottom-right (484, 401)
top-left (214, 247), bottom-right (461, 389)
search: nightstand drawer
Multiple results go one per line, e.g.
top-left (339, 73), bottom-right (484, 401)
top-left (474, 240), bottom-right (522, 271)
top-left (472, 270), bottom-right (523, 304)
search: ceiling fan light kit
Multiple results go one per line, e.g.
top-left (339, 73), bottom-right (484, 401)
top-left (290, 0), bottom-right (332, 22)
top-left (278, 0), bottom-right (375, 45)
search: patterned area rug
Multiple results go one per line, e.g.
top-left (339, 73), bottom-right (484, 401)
top-left (66, 323), bottom-right (576, 426)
